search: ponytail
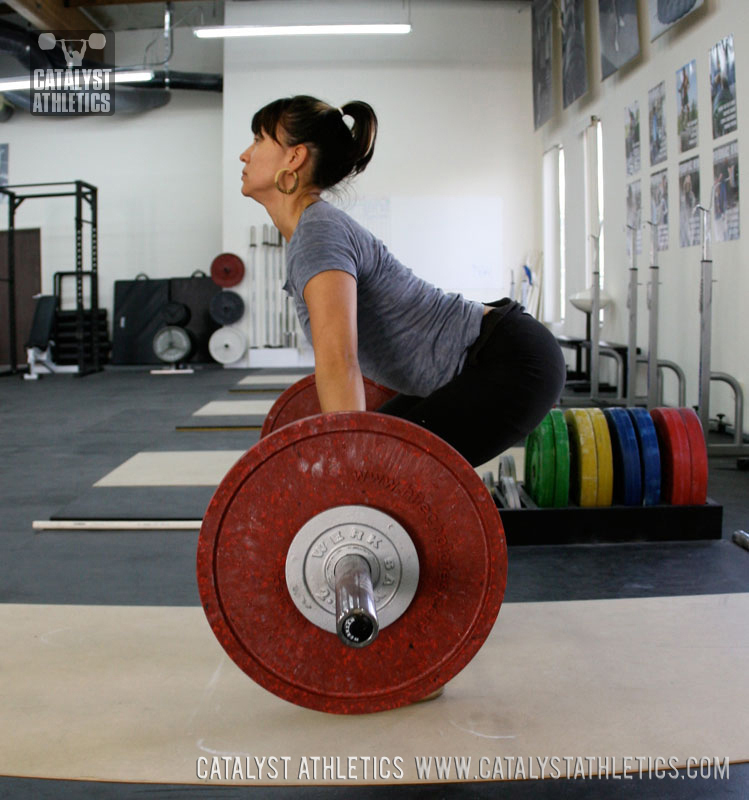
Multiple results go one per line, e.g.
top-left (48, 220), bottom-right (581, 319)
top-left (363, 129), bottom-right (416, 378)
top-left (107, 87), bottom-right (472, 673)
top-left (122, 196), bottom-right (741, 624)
top-left (338, 101), bottom-right (377, 178)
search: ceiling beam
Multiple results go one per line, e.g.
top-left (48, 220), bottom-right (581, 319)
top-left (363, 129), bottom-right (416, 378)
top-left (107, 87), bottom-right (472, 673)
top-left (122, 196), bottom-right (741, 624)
top-left (65, 0), bottom-right (195, 6)
top-left (4, 0), bottom-right (102, 31)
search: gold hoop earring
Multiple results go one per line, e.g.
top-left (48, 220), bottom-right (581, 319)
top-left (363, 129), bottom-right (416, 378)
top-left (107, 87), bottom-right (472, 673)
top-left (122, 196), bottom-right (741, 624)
top-left (275, 168), bottom-right (299, 195)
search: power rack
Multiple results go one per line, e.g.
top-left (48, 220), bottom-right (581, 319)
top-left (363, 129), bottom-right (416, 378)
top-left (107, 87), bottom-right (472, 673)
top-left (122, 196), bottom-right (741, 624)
top-left (0, 180), bottom-right (101, 377)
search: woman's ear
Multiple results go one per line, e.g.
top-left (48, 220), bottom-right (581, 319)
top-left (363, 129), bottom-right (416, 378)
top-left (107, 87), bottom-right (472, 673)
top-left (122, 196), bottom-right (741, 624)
top-left (288, 143), bottom-right (310, 172)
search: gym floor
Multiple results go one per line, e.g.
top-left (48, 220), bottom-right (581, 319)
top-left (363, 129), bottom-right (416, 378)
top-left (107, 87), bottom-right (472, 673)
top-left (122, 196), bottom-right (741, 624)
top-left (1, 367), bottom-right (748, 798)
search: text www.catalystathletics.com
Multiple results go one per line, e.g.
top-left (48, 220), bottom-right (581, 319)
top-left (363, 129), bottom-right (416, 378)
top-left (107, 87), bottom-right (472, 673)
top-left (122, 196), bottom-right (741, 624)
top-left (195, 755), bottom-right (731, 782)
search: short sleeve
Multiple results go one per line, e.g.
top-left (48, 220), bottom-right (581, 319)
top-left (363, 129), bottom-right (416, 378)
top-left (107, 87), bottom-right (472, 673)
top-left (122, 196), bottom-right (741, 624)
top-left (287, 217), bottom-right (359, 296)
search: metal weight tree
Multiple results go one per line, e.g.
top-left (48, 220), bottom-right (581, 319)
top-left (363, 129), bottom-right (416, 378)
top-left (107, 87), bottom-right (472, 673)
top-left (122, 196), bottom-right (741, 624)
top-left (0, 180), bottom-right (100, 377)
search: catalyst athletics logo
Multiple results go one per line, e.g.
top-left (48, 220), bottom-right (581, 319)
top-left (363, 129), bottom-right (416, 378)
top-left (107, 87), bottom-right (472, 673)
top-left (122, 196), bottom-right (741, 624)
top-left (30, 30), bottom-right (115, 115)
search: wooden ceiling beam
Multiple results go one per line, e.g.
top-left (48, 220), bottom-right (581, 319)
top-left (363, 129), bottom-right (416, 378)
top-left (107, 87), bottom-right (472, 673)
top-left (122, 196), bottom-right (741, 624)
top-left (65, 0), bottom-right (196, 6)
top-left (4, 0), bottom-right (102, 32)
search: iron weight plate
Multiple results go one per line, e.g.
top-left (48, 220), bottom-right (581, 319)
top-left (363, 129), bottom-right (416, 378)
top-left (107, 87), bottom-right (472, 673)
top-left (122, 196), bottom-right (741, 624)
top-left (650, 407), bottom-right (691, 505)
top-left (549, 409), bottom-right (570, 507)
top-left (499, 476), bottom-right (522, 509)
top-left (603, 408), bottom-right (643, 506)
top-left (209, 290), bottom-right (245, 326)
top-left (586, 408), bottom-right (614, 507)
top-left (564, 409), bottom-right (598, 507)
top-left (260, 375), bottom-right (398, 438)
top-left (626, 408), bottom-right (662, 506)
top-left (498, 455), bottom-right (517, 481)
top-left (524, 413), bottom-right (556, 507)
top-left (210, 252), bottom-right (245, 288)
top-left (197, 412), bottom-right (507, 714)
top-left (678, 407), bottom-right (709, 505)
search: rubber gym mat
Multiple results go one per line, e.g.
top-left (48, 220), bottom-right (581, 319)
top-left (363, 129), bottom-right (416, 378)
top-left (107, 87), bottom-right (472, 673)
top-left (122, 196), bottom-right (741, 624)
top-left (49, 486), bottom-right (214, 521)
top-left (237, 372), bottom-right (311, 386)
top-left (94, 451), bottom-right (245, 487)
top-left (193, 399), bottom-right (276, 416)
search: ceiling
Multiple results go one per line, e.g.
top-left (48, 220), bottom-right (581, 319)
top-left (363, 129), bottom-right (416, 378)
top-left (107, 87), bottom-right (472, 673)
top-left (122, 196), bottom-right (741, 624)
top-left (0, 0), bottom-right (223, 34)
top-left (0, 0), bottom-right (530, 36)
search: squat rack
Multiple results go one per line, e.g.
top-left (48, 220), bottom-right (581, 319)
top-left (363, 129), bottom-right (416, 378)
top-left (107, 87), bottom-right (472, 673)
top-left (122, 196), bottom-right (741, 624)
top-left (0, 180), bottom-right (100, 377)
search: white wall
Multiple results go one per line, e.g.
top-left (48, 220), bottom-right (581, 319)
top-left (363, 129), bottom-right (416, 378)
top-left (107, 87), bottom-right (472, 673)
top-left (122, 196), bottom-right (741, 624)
top-left (541, 0), bottom-right (747, 428)
top-left (0, 28), bottom-right (222, 315)
top-left (222, 0), bottom-right (542, 361)
top-left (1, 3), bottom-right (542, 368)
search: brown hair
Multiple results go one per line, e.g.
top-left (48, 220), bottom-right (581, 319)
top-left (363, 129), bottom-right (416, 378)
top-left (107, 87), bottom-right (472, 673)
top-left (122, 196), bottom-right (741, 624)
top-left (251, 95), bottom-right (377, 190)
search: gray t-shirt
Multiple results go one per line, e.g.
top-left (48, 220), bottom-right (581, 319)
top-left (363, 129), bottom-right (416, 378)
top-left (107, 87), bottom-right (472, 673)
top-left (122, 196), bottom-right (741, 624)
top-left (284, 200), bottom-right (485, 396)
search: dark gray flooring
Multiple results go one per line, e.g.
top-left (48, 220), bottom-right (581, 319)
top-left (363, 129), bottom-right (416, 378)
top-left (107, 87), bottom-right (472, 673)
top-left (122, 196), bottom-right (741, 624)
top-left (1, 367), bottom-right (748, 797)
top-left (1, 766), bottom-right (745, 799)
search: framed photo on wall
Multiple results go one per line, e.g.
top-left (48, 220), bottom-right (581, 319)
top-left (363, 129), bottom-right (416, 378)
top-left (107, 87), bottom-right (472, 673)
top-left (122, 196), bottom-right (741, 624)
top-left (676, 60), bottom-right (699, 152)
top-left (561, 0), bottom-right (588, 108)
top-left (649, 0), bottom-right (704, 42)
top-left (599, 0), bottom-right (640, 79)
top-left (710, 35), bottom-right (738, 139)
top-left (532, 0), bottom-right (554, 129)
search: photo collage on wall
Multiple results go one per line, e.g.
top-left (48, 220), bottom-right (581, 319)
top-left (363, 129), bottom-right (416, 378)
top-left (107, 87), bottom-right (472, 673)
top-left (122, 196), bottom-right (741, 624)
top-left (625, 28), bottom-right (740, 252)
top-left (534, 0), bottom-right (709, 127)
top-left (532, 0), bottom-right (553, 130)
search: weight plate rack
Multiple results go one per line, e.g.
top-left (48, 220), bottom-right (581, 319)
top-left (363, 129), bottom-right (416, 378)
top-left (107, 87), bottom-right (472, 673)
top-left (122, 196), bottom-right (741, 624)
top-left (491, 406), bottom-right (722, 545)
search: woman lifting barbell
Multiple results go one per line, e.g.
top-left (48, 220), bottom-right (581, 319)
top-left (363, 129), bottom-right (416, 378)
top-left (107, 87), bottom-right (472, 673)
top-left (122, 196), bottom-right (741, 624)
top-left (239, 95), bottom-right (566, 467)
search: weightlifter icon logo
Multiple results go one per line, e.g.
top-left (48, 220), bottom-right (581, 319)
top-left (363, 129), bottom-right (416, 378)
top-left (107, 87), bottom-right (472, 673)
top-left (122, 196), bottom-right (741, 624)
top-left (30, 29), bottom-right (115, 116)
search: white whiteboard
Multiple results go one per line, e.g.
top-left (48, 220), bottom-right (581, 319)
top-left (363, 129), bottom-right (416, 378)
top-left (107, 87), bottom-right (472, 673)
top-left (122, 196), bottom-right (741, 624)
top-left (346, 195), bottom-right (505, 293)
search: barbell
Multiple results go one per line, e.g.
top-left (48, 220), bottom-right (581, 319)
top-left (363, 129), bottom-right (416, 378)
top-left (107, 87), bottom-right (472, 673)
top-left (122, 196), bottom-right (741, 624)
top-left (197, 377), bottom-right (507, 714)
top-left (38, 32), bottom-right (107, 51)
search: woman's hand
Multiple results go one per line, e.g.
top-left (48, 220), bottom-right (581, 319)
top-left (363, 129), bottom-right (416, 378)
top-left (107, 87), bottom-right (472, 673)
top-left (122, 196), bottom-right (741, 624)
top-left (304, 270), bottom-right (366, 412)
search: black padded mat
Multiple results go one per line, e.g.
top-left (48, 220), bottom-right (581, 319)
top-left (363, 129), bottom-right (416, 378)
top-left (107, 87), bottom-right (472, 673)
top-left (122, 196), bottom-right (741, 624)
top-left (50, 487), bottom-right (213, 521)
top-left (176, 415), bottom-right (266, 431)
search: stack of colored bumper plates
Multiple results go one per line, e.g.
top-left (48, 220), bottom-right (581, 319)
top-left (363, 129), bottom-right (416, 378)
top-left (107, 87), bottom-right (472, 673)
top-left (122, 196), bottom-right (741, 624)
top-left (525, 409), bottom-right (569, 508)
top-left (522, 405), bottom-right (706, 509)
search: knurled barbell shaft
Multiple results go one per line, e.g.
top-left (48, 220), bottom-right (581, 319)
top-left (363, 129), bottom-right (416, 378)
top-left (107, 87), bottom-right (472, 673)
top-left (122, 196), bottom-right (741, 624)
top-left (334, 554), bottom-right (379, 648)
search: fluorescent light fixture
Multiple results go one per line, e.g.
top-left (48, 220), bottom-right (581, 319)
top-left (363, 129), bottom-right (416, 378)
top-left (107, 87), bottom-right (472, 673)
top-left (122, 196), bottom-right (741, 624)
top-left (113, 70), bottom-right (154, 84)
top-left (0, 77), bottom-right (32, 92)
top-left (0, 70), bottom-right (153, 93)
top-left (194, 23), bottom-right (411, 39)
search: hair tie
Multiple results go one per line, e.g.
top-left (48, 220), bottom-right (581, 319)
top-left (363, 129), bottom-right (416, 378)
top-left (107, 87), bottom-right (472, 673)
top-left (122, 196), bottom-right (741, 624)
top-left (338, 107), bottom-right (355, 132)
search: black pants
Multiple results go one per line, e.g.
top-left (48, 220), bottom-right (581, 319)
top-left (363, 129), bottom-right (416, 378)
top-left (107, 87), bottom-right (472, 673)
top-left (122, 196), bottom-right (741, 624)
top-left (377, 303), bottom-right (567, 467)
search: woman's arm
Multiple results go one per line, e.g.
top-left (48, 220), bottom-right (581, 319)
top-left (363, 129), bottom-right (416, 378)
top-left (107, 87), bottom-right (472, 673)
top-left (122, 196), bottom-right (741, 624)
top-left (303, 269), bottom-right (366, 412)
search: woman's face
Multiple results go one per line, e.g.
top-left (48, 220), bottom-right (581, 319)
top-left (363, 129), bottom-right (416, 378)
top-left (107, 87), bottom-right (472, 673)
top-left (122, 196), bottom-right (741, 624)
top-left (239, 128), bottom-right (288, 199)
